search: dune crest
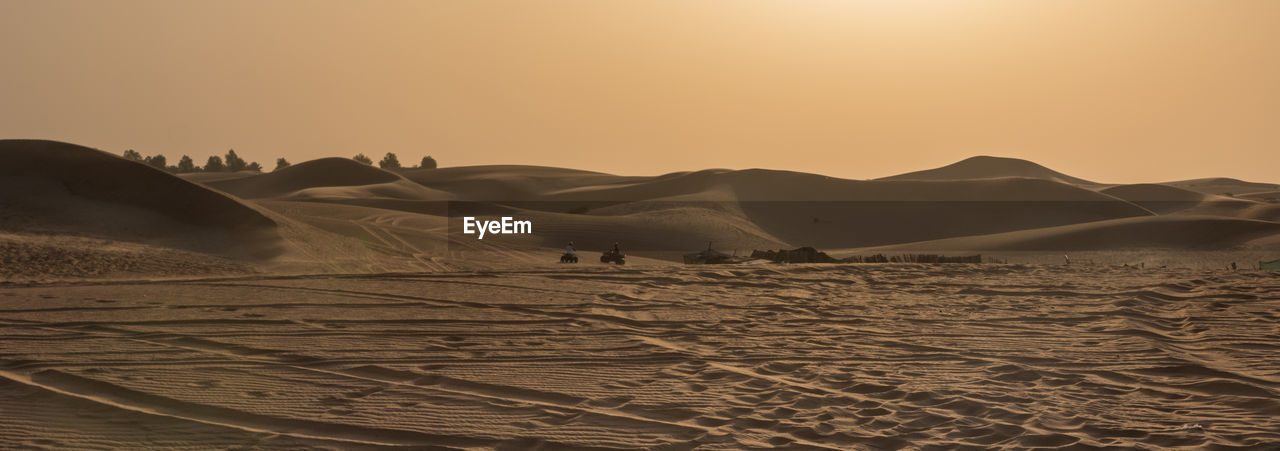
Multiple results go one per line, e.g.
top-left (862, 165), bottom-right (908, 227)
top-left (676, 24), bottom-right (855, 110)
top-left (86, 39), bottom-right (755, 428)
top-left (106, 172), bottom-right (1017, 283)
top-left (879, 155), bottom-right (1100, 186)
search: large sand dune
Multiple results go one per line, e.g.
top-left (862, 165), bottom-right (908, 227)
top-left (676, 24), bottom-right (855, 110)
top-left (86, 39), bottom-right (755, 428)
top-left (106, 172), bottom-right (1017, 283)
top-left (0, 140), bottom-right (283, 277)
top-left (0, 140), bottom-right (276, 236)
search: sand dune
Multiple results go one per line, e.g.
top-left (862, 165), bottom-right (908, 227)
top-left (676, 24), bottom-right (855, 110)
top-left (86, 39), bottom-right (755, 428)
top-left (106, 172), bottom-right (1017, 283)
top-left (1238, 190), bottom-right (1280, 203)
top-left (211, 160), bottom-right (1280, 257)
top-left (1, 140), bottom-right (276, 235)
top-left (1243, 203), bottom-right (1280, 222)
top-left (204, 158), bottom-right (453, 202)
top-left (1101, 183), bottom-right (1207, 205)
top-left (535, 168), bottom-right (1129, 203)
top-left (531, 169), bottom-right (1151, 248)
top-left (1160, 177), bottom-right (1280, 196)
top-left (399, 164), bottom-right (641, 201)
top-left (863, 215), bottom-right (1280, 252)
top-left (1100, 183), bottom-right (1278, 220)
top-left (0, 140), bottom-right (282, 269)
top-left (878, 155), bottom-right (1101, 186)
top-left (5, 143), bottom-right (1276, 277)
top-left (195, 158), bottom-right (456, 219)
top-left (178, 171), bottom-right (261, 184)
top-left (497, 206), bottom-right (787, 255)
top-left (225, 163), bottom-right (1159, 257)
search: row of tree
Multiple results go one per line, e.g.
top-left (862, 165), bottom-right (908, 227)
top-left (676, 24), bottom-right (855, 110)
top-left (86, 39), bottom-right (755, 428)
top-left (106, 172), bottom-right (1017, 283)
top-left (352, 153), bottom-right (437, 169)
top-left (123, 149), bottom-right (264, 173)
top-left (122, 149), bottom-right (438, 173)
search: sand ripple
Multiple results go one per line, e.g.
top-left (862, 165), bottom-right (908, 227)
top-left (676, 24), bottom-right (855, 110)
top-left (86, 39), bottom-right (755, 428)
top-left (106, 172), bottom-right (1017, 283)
top-left (1, 265), bottom-right (1277, 449)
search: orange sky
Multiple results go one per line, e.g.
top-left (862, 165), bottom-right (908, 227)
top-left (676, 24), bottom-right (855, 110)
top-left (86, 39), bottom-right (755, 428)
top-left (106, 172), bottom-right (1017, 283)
top-left (3, 1), bottom-right (1278, 183)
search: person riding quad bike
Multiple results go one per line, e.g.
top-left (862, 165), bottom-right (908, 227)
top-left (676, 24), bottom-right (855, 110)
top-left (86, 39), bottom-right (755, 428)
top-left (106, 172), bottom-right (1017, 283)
top-left (561, 241), bottom-right (578, 263)
top-left (600, 242), bottom-right (625, 265)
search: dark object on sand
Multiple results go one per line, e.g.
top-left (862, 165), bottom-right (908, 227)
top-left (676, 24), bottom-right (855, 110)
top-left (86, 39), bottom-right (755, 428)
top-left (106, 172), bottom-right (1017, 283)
top-left (601, 250), bottom-right (625, 265)
top-left (751, 247), bottom-right (839, 263)
top-left (844, 253), bottom-right (982, 264)
top-left (684, 243), bottom-right (747, 264)
top-left (1261, 259), bottom-right (1280, 271)
top-left (560, 253), bottom-right (578, 263)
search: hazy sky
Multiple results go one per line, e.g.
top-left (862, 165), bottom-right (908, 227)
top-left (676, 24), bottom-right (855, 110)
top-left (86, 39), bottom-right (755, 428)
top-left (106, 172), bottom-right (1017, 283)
top-left (3, 1), bottom-right (1278, 183)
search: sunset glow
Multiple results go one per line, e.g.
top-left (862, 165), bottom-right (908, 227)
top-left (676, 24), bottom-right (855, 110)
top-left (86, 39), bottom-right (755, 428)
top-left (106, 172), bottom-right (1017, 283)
top-left (2, 1), bottom-right (1277, 182)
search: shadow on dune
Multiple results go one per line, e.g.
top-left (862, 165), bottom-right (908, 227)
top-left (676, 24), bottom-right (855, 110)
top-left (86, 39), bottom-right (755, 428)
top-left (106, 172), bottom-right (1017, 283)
top-left (0, 139), bottom-right (283, 259)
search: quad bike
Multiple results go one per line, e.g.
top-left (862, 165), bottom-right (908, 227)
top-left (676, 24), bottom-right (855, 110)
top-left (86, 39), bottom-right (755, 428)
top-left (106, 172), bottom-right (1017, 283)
top-left (600, 250), bottom-right (626, 265)
top-left (560, 253), bottom-right (579, 263)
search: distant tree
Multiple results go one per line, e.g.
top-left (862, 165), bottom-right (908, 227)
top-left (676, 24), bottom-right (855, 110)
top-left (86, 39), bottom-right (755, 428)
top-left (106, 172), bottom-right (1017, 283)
top-left (246, 161), bottom-right (263, 172)
top-left (420, 155), bottom-right (437, 169)
top-left (225, 149), bottom-right (247, 172)
top-left (143, 154), bottom-right (167, 169)
top-left (274, 157), bottom-right (291, 171)
top-left (352, 153), bottom-right (373, 165)
top-left (204, 155), bottom-right (225, 172)
top-left (379, 152), bottom-right (401, 169)
top-left (177, 155), bottom-right (196, 173)
top-left (122, 149), bottom-right (143, 161)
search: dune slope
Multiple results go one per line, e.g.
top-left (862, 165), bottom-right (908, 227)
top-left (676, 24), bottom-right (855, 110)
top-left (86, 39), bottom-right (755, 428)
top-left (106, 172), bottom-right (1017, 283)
top-left (205, 158), bottom-right (451, 201)
top-left (534, 169), bottom-right (1152, 248)
top-left (1160, 177), bottom-right (1280, 196)
top-left (1100, 183), bottom-right (1208, 214)
top-left (400, 164), bottom-right (641, 201)
top-left (865, 215), bottom-right (1280, 251)
top-left (0, 140), bottom-right (281, 265)
top-left (879, 155), bottom-right (1100, 186)
top-left (1, 140), bottom-right (276, 233)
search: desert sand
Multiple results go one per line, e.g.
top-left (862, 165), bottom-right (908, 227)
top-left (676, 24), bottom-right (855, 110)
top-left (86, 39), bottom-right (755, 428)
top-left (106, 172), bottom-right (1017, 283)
top-left (3, 139), bottom-right (1280, 449)
top-left (2, 265), bottom-right (1277, 449)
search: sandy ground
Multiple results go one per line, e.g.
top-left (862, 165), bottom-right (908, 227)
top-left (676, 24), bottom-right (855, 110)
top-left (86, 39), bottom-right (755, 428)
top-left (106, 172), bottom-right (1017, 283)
top-left (2, 264), bottom-right (1277, 449)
